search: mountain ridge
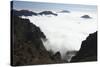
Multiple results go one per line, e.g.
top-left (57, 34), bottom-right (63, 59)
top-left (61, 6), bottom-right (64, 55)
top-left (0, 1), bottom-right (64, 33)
top-left (71, 32), bottom-right (97, 62)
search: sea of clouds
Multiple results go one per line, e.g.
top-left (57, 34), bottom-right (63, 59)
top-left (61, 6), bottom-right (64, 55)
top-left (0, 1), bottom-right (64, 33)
top-left (21, 11), bottom-right (97, 61)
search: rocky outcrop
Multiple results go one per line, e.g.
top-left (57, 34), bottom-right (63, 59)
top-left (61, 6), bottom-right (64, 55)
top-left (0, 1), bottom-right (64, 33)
top-left (71, 32), bottom-right (97, 62)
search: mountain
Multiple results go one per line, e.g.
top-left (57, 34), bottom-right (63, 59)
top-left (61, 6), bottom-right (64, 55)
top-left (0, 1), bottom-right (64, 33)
top-left (59, 10), bottom-right (70, 13)
top-left (12, 9), bottom-right (58, 16)
top-left (71, 32), bottom-right (97, 62)
top-left (12, 9), bottom-right (38, 16)
top-left (81, 15), bottom-right (91, 19)
top-left (11, 11), bottom-right (65, 66)
top-left (39, 11), bottom-right (58, 16)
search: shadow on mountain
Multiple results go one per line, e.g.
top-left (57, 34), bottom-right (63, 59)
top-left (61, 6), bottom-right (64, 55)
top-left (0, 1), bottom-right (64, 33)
top-left (71, 32), bottom-right (97, 62)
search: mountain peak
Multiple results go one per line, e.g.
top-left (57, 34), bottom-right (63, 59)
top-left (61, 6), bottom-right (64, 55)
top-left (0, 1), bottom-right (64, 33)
top-left (39, 11), bottom-right (58, 16)
top-left (81, 15), bottom-right (92, 19)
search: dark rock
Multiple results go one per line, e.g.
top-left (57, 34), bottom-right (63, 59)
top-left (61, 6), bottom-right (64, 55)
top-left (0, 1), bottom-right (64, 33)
top-left (52, 52), bottom-right (62, 62)
top-left (71, 32), bottom-right (97, 62)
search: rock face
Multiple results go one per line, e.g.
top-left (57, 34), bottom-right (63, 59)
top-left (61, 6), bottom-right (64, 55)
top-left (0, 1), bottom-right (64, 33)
top-left (39, 11), bottom-right (58, 16)
top-left (81, 15), bottom-right (91, 19)
top-left (71, 32), bottom-right (97, 62)
top-left (11, 10), bottom-right (65, 66)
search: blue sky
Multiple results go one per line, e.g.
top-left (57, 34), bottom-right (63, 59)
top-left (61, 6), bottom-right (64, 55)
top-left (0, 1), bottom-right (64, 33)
top-left (12, 1), bottom-right (97, 12)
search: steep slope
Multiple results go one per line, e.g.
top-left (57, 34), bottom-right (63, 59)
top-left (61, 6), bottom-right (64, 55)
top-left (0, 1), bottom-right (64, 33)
top-left (11, 12), bottom-right (65, 66)
top-left (71, 32), bottom-right (97, 62)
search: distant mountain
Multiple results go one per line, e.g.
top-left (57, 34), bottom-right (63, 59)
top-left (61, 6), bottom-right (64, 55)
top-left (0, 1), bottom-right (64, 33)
top-left (81, 15), bottom-right (91, 19)
top-left (59, 10), bottom-right (70, 13)
top-left (12, 9), bottom-right (58, 16)
top-left (12, 9), bottom-right (38, 16)
top-left (71, 32), bottom-right (97, 62)
top-left (39, 11), bottom-right (58, 16)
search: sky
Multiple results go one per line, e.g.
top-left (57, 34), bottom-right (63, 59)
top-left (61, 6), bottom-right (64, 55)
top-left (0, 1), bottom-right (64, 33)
top-left (12, 1), bottom-right (97, 12)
